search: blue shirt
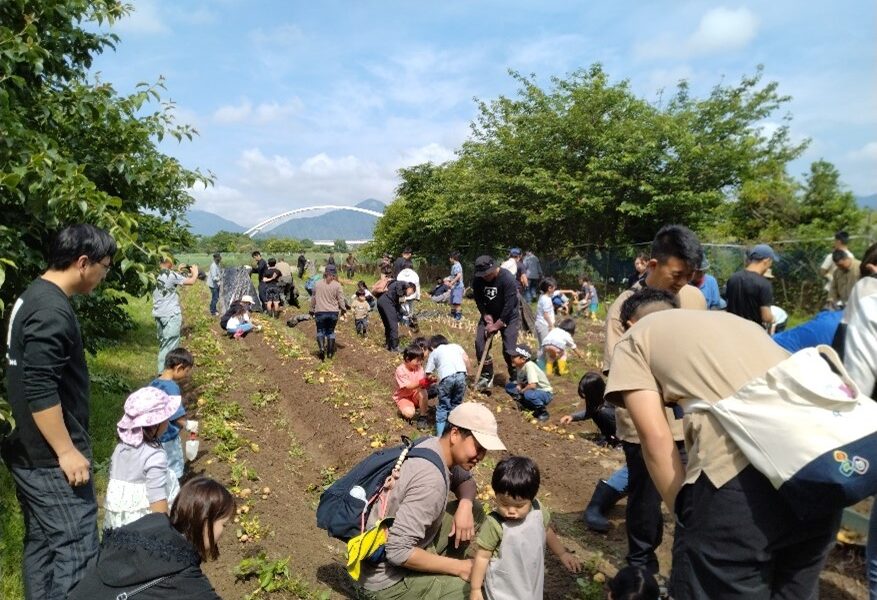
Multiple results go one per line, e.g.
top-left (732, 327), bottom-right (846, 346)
top-left (697, 274), bottom-right (726, 310)
top-left (450, 262), bottom-right (464, 290)
top-left (149, 378), bottom-right (186, 443)
top-left (772, 310), bottom-right (843, 353)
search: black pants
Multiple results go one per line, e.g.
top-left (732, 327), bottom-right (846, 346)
top-left (623, 440), bottom-right (687, 574)
top-left (297, 266), bottom-right (305, 279)
top-left (671, 465), bottom-right (841, 599)
top-left (474, 316), bottom-right (520, 379)
top-left (377, 300), bottom-right (400, 350)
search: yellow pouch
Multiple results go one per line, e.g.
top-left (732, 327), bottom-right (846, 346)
top-left (346, 517), bottom-right (394, 581)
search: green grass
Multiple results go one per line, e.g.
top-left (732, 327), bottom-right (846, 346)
top-left (1, 294), bottom-right (158, 600)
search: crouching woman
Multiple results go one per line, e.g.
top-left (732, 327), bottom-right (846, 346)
top-left (69, 477), bottom-right (235, 599)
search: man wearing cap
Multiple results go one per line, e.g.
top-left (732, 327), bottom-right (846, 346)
top-left (359, 403), bottom-right (504, 599)
top-left (3, 224), bottom-right (116, 599)
top-left (500, 247), bottom-right (528, 294)
top-left (472, 255), bottom-right (521, 389)
top-left (207, 253), bottom-right (222, 316)
top-left (152, 256), bottom-right (199, 375)
top-left (725, 244), bottom-right (777, 329)
top-left (691, 258), bottom-right (725, 310)
top-left (393, 247), bottom-right (413, 278)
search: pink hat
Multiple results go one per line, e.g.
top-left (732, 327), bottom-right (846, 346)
top-left (117, 387), bottom-right (181, 445)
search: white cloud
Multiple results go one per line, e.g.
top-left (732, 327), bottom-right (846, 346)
top-left (635, 6), bottom-right (759, 60)
top-left (392, 143), bottom-right (456, 170)
top-left (212, 98), bottom-right (303, 124)
top-left (848, 142), bottom-right (877, 162)
top-left (507, 34), bottom-right (587, 70)
top-left (113, 0), bottom-right (169, 35)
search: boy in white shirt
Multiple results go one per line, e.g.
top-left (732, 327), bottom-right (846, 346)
top-left (539, 318), bottom-right (582, 376)
top-left (424, 335), bottom-right (472, 435)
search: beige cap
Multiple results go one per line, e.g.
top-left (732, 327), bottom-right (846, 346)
top-left (447, 402), bottom-right (506, 451)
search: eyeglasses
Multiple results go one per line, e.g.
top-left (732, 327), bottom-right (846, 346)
top-left (93, 259), bottom-right (112, 272)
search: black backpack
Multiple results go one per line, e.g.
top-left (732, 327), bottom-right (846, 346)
top-left (219, 301), bottom-right (242, 331)
top-left (316, 436), bottom-right (446, 541)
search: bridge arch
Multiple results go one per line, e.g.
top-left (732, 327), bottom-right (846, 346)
top-left (243, 205), bottom-right (384, 237)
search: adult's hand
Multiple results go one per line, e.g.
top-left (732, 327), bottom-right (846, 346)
top-left (456, 558), bottom-right (474, 582)
top-left (58, 447), bottom-right (90, 487)
top-left (485, 319), bottom-right (504, 335)
top-left (483, 315), bottom-right (494, 326)
top-left (450, 502), bottom-right (475, 548)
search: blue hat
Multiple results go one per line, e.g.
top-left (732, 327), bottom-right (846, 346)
top-left (748, 244), bottom-right (778, 262)
top-left (509, 247), bottom-right (522, 257)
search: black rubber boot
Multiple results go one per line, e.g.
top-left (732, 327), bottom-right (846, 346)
top-left (317, 337), bottom-right (325, 361)
top-left (583, 480), bottom-right (625, 533)
top-left (327, 338), bottom-right (336, 358)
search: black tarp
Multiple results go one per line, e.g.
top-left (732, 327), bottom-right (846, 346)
top-left (219, 267), bottom-right (262, 314)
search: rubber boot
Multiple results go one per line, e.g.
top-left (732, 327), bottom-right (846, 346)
top-left (544, 360), bottom-right (556, 375)
top-left (557, 358), bottom-right (569, 376)
top-left (316, 336), bottom-right (325, 361)
top-left (327, 338), bottom-right (336, 359)
top-left (583, 480), bottom-right (625, 533)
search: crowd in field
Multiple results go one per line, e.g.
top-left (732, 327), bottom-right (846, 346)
top-left (2, 223), bottom-right (876, 599)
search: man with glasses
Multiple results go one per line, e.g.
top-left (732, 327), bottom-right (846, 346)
top-left (2, 224), bottom-right (116, 600)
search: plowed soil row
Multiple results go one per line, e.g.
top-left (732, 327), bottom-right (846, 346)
top-left (180, 288), bottom-right (865, 599)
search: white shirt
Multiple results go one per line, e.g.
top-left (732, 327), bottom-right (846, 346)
top-left (396, 268), bottom-right (421, 300)
top-left (843, 276), bottom-right (877, 397)
top-left (500, 258), bottom-right (518, 275)
top-left (535, 295), bottom-right (554, 327)
top-left (541, 328), bottom-right (576, 351)
top-left (425, 343), bottom-right (468, 381)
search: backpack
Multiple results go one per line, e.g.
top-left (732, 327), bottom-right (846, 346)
top-left (219, 301), bottom-right (241, 331)
top-left (316, 436), bottom-right (446, 541)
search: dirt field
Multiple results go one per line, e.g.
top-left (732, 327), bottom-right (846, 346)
top-left (178, 286), bottom-right (867, 599)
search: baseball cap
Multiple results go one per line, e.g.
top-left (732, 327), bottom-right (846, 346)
top-left (749, 244), bottom-right (778, 262)
top-left (509, 247), bottom-right (522, 257)
top-left (473, 255), bottom-right (496, 277)
top-left (325, 264), bottom-right (338, 275)
top-left (513, 344), bottom-right (533, 360)
top-left (447, 403), bottom-right (506, 451)
top-left (241, 295), bottom-right (254, 304)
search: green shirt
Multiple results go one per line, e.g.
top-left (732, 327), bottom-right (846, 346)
top-left (516, 361), bottom-right (553, 393)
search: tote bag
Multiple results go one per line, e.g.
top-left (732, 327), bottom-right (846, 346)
top-left (687, 345), bottom-right (877, 520)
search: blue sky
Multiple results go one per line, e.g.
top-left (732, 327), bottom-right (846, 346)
top-left (90, 1), bottom-right (876, 227)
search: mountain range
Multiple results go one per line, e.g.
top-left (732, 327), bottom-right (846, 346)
top-left (184, 199), bottom-right (386, 238)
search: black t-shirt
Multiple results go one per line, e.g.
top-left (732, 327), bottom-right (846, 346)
top-left (254, 258), bottom-right (268, 278)
top-left (263, 267), bottom-right (281, 287)
top-left (725, 269), bottom-right (772, 325)
top-left (2, 278), bottom-right (91, 467)
top-left (472, 268), bottom-right (519, 324)
top-left (297, 255), bottom-right (307, 267)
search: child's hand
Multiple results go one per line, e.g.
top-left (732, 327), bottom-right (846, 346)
top-left (469, 589), bottom-right (484, 600)
top-left (560, 551), bottom-right (582, 573)
top-left (559, 415), bottom-right (573, 425)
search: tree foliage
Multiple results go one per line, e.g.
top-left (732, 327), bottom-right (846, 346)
top-left (373, 65), bottom-right (815, 257)
top-left (0, 1), bottom-right (209, 336)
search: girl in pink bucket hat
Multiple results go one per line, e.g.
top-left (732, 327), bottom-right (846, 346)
top-left (103, 387), bottom-right (182, 529)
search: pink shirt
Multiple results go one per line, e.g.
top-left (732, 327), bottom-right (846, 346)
top-left (393, 363), bottom-right (424, 405)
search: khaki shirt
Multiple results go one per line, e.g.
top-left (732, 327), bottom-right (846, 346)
top-left (605, 310), bottom-right (789, 488)
top-left (603, 283), bottom-right (707, 442)
top-left (829, 259), bottom-right (861, 305)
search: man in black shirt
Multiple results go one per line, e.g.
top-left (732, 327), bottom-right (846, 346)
top-left (297, 253), bottom-right (307, 279)
top-left (2, 224), bottom-right (116, 600)
top-left (393, 247), bottom-right (413, 278)
top-left (251, 250), bottom-right (268, 304)
top-left (725, 244), bottom-right (776, 329)
top-left (472, 255), bottom-right (520, 389)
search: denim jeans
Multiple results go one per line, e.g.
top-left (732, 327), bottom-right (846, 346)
top-left (227, 322), bottom-right (253, 335)
top-left (868, 500), bottom-right (877, 599)
top-left (504, 383), bottom-right (552, 410)
top-left (605, 464), bottom-right (629, 493)
top-left (436, 372), bottom-right (467, 435)
top-left (209, 285), bottom-right (220, 315)
top-left (8, 465), bottom-right (99, 600)
top-left (161, 437), bottom-right (184, 479)
top-left (314, 311), bottom-right (339, 340)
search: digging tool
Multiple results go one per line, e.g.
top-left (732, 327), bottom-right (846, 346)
top-left (471, 332), bottom-right (495, 393)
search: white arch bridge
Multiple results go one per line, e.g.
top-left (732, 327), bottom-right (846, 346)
top-left (243, 205), bottom-right (384, 238)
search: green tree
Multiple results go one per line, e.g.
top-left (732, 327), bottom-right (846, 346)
top-left (373, 65), bottom-right (806, 256)
top-left (332, 239), bottom-right (349, 253)
top-left (0, 1), bottom-right (209, 345)
top-left (795, 159), bottom-right (864, 238)
top-left (263, 237), bottom-right (303, 255)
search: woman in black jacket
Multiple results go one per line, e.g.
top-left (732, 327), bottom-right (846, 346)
top-left (69, 477), bottom-right (235, 599)
top-left (376, 279), bottom-right (416, 352)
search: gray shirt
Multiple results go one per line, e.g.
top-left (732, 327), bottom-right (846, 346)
top-left (523, 254), bottom-right (542, 279)
top-left (425, 344), bottom-right (467, 381)
top-left (152, 271), bottom-right (186, 317)
top-left (360, 436), bottom-right (472, 591)
top-left (108, 442), bottom-right (170, 503)
top-left (207, 262), bottom-right (221, 288)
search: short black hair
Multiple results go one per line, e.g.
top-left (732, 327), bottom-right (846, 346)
top-left (357, 280), bottom-right (367, 288)
top-left (650, 225), bottom-right (703, 271)
top-left (860, 242), bottom-right (877, 277)
top-left (608, 566), bottom-right (659, 600)
top-left (577, 371), bottom-right (606, 417)
top-left (268, 258), bottom-right (277, 267)
top-left (539, 277), bottom-right (556, 293)
top-left (403, 247), bottom-right (413, 254)
top-left (212, 253), bottom-right (221, 259)
top-left (165, 347), bottom-right (195, 369)
top-left (48, 224), bottom-right (117, 271)
top-left (491, 456), bottom-right (540, 500)
top-left (402, 345), bottom-right (425, 362)
top-left (835, 231), bottom-right (850, 244)
top-left (428, 334), bottom-right (448, 350)
top-left (251, 251), bottom-right (261, 257)
top-left (355, 289), bottom-right (365, 297)
top-left (832, 249), bottom-right (849, 263)
top-left (411, 336), bottom-right (429, 350)
top-left (619, 288), bottom-right (679, 331)
top-left (558, 318), bottom-right (576, 335)
top-left (449, 251), bottom-right (460, 261)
